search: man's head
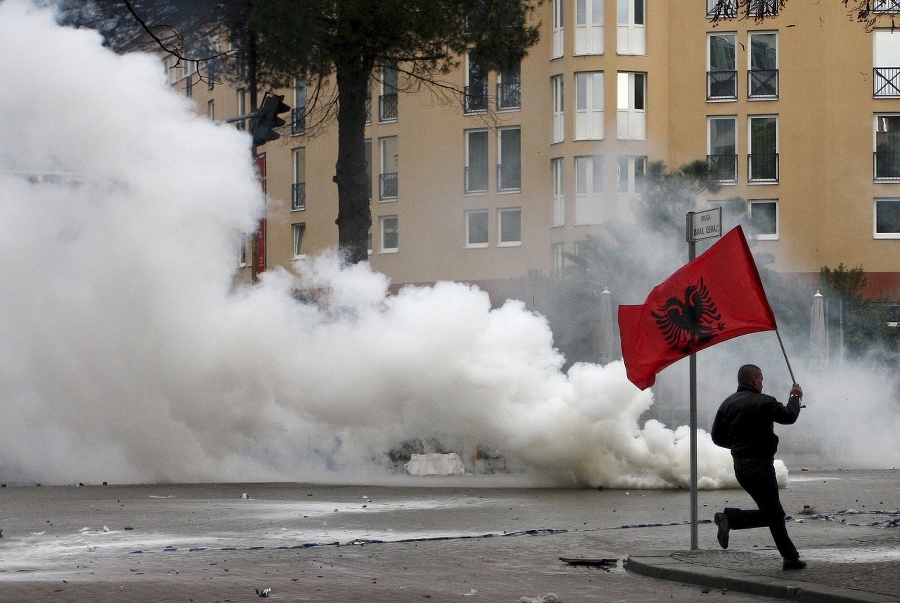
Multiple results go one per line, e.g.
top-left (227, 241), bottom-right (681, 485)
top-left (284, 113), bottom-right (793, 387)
top-left (738, 364), bottom-right (763, 392)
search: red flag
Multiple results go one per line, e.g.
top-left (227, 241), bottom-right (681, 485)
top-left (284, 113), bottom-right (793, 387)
top-left (618, 226), bottom-right (776, 390)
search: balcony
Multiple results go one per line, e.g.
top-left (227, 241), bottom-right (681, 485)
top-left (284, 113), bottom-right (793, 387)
top-left (379, 93), bottom-right (398, 122)
top-left (292, 182), bottom-right (306, 211)
top-left (707, 154), bottom-right (738, 182)
top-left (497, 162), bottom-right (521, 192)
top-left (379, 172), bottom-right (398, 200)
top-left (873, 0), bottom-right (900, 13)
top-left (748, 69), bottom-right (778, 99)
top-left (465, 165), bottom-right (488, 193)
top-left (748, 153), bottom-right (779, 182)
top-left (874, 150), bottom-right (900, 179)
top-left (291, 107), bottom-right (306, 135)
top-left (497, 81), bottom-right (521, 110)
top-left (707, 71), bottom-right (737, 101)
top-left (464, 85), bottom-right (488, 113)
top-left (707, 0), bottom-right (737, 18)
top-left (874, 67), bottom-right (900, 97)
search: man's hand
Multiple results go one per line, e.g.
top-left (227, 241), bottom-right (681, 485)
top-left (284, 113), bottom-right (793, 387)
top-left (790, 383), bottom-right (803, 399)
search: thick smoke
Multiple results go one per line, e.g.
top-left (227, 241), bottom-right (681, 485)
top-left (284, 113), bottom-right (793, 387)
top-left (2, 1), bottom-right (889, 489)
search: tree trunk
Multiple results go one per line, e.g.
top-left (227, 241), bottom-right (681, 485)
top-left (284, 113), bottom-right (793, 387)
top-left (334, 63), bottom-right (372, 265)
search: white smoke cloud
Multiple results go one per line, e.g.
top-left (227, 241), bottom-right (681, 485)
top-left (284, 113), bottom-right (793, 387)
top-left (0, 0), bottom-right (851, 489)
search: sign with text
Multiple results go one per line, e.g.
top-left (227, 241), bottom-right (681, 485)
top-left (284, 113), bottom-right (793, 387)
top-left (687, 207), bottom-right (722, 242)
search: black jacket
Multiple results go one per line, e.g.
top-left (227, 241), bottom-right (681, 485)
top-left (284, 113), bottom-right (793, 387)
top-left (711, 385), bottom-right (802, 460)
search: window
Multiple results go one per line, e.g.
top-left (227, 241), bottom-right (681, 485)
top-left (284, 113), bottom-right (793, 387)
top-left (292, 76), bottom-right (307, 135)
top-left (380, 62), bottom-right (398, 121)
top-left (498, 208), bottom-right (522, 246)
top-left (292, 148), bottom-right (306, 211)
top-left (380, 136), bottom-right (398, 200)
top-left (365, 75), bottom-right (373, 124)
top-left (465, 130), bottom-right (489, 193)
top-left (748, 32), bottom-right (778, 99)
top-left (708, 33), bottom-right (737, 100)
top-left (617, 0), bottom-right (645, 55)
top-left (465, 56), bottom-right (488, 113)
top-left (617, 72), bottom-right (646, 140)
top-left (466, 210), bottom-right (489, 247)
top-left (748, 0), bottom-right (778, 17)
top-left (552, 75), bottom-right (565, 143)
top-left (750, 200), bottom-right (778, 239)
top-left (748, 116), bottom-right (778, 182)
top-left (380, 215), bottom-right (399, 252)
top-left (575, 72), bottom-right (604, 140)
top-left (576, 0), bottom-right (604, 55)
top-left (207, 99), bottom-right (215, 120)
top-left (292, 223), bottom-right (307, 257)
top-left (552, 158), bottom-right (565, 226)
top-left (498, 127), bottom-right (522, 191)
top-left (707, 0), bottom-right (737, 18)
top-left (708, 117), bottom-right (737, 182)
top-left (551, 242), bottom-right (565, 274)
top-left (875, 198), bottom-right (900, 237)
top-left (498, 63), bottom-right (521, 110)
top-left (365, 138), bottom-right (373, 202)
top-left (874, 30), bottom-right (900, 97)
top-left (874, 0), bottom-right (900, 13)
top-left (236, 88), bottom-right (247, 130)
top-left (552, 0), bottom-right (564, 58)
top-left (575, 156), bottom-right (604, 224)
top-left (617, 155), bottom-right (646, 193)
top-left (239, 236), bottom-right (247, 267)
top-left (875, 115), bottom-right (900, 179)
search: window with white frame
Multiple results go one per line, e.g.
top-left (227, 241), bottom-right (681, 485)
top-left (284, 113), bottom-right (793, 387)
top-left (748, 115), bottom-right (778, 182)
top-left (292, 223), bottom-right (307, 257)
top-left (367, 226), bottom-right (373, 255)
top-left (617, 0), bottom-right (645, 55)
top-left (552, 75), bottom-right (565, 143)
top-left (617, 72), bottom-right (646, 140)
top-left (707, 0), bottom-right (737, 18)
top-left (552, 157), bottom-right (565, 226)
top-left (575, 155), bottom-right (603, 224)
top-left (465, 55), bottom-right (488, 113)
top-left (380, 136), bottom-right (398, 200)
top-left (551, 242), bottom-right (565, 274)
top-left (708, 33), bottom-right (737, 100)
top-left (498, 208), bottom-right (522, 245)
top-left (874, 0), bottom-right (900, 13)
top-left (552, 0), bottom-right (564, 58)
top-left (748, 32), bottom-right (778, 99)
top-left (236, 88), bottom-right (247, 130)
top-left (874, 30), bottom-right (900, 97)
top-left (292, 148), bottom-right (306, 211)
top-left (292, 76), bottom-right (307, 135)
top-left (617, 155), bottom-right (646, 193)
top-left (576, 0), bottom-right (604, 55)
top-left (498, 127), bottom-right (522, 191)
top-left (708, 116), bottom-right (737, 182)
top-left (498, 63), bottom-right (521, 110)
top-left (747, 0), bottom-right (778, 17)
top-left (749, 200), bottom-right (778, 239)
top-left (380, 215), bottom-right (399, 252)
top-left (380, 62), bottom-right (398, 121)
top-left (575, 72), bottom-right (604, 140)
top-left (466, 210), bottom-right (489, 247)
top-left (875, 115), bottom-right (900, 179)
top-left (239, 235), bottom-right (247, 267)
top-left (365, 138), bottom-right (372, 202)
top-left (875, 198), bottom-right (900, 237)
top-left (207, 99), bottom-right (215, 120)
top-left (466, 129), bottom-right (489, 193)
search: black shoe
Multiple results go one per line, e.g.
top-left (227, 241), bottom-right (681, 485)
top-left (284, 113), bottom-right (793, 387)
top-left (714, 512), bottom-right (730, 549)
top-left (783, 559), bottom-right (807, 571)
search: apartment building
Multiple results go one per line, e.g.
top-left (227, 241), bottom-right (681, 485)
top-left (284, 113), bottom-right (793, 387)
top-left (173, 0), bottom-right (900, 302)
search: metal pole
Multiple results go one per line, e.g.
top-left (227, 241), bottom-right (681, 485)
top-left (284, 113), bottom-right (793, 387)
top-left (688, 239), bottom-right (699, 550)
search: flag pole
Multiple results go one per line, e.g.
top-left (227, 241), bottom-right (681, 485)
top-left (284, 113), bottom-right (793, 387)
top-left (774, 329), bottom-right (796, 384)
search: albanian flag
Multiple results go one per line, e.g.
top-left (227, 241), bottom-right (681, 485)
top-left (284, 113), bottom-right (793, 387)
top-left (618, 226), bottom-right (777, 390)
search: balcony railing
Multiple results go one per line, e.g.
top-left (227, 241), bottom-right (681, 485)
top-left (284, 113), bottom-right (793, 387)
top-left (497, 162), bottom-right (521, 191)
top-left (707, 154), bottom-right (738, 182)
top-left (874, 67), bottom-right (900, 97)
top-left (748, 153), bottom-right (779, 182)
top-left (291, 107), bottom-right (306, 135)
top-left (748, 69), bottom-right (778, 99)
top-left (464, 85), bottom-right (488, 113)
top-left (465, 165), bottom-right (489, 193)
top-left (707, 71), bottom-right (737, 100)
top-left (292, 182), bottom-right (306, 211)
top-left (379, 93), bottom-right (398, 122)
top-left (379, 172), bottom-right (398, 199)
top-left (707, 0), bottom-right (737, 18)
top-left (747, 0), bottom-right (778, 16)
top-left (874, 151), bottom-right (900, 179)
top-left (873, 0), bottom-right (900, 13)
top-left (497, 81), bottom-right (521, 110)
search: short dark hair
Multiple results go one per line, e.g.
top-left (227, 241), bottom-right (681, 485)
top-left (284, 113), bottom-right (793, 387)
top-left (738, 364), bottom-right (762, 386)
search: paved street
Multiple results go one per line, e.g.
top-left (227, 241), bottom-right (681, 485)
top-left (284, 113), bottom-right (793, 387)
top-left (0, 468), bottom-right (897, 602)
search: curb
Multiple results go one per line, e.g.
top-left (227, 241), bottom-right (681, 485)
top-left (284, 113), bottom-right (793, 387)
top-left (624, 552), bottom-right (897, 603)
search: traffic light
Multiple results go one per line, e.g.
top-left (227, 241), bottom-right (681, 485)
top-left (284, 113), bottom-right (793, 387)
top-left (250, 93), bottom-right (290, 146)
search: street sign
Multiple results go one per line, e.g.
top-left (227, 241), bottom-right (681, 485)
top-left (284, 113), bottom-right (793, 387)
top-left (687, 207), bottom-right (722, 242)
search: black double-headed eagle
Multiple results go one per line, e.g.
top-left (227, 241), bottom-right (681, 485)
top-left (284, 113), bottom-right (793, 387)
top-left (650, 277), bottom-right (726, 352)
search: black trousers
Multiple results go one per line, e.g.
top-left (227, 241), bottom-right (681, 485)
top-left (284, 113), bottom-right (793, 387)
top-left (724, 457), bottom-right (799, 560)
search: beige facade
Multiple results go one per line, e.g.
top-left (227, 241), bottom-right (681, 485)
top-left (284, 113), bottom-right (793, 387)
top-left (177, 0), bottom-right (900, 300)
